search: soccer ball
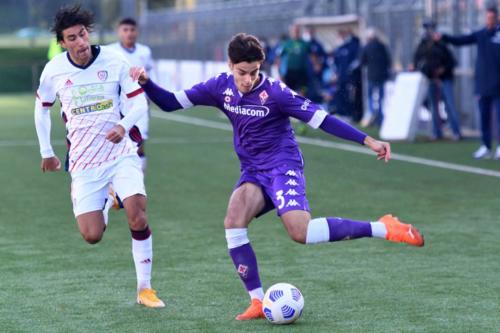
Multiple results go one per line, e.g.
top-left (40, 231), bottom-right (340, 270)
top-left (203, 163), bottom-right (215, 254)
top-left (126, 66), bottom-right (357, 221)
top-left (262, 283), bottom-right (304, 324)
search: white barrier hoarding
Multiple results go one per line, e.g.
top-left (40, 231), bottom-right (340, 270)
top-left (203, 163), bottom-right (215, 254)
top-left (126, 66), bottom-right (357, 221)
top-left (380, 72), bottom-right (428, 141)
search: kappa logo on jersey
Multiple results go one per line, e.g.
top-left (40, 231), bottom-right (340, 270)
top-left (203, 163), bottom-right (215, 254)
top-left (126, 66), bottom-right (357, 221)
top-left (223, 88), bottom-right (234, 96)
top-left (237, 264), bottom-right (248, 278)
top-left (259, 90), bottom-right (269, 105)
top-left (286, 199), bottom-right (300, 207)
top-left (285, 179), bottom-right (298, 186)
top-left (97, 70), bottom-right (108, 81)
top-left (65, 79), bottom-right (73, 87)
top-left (279, 81), bottom-right (298, 97)
top-left (285, 189), bottom-right (299, 196)
top-left (285, 170), bottom-right (297, 177)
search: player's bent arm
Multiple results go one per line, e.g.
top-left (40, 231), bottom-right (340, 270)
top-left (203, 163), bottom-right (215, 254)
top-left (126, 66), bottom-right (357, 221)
top-left (139, 79), bottom-right (184, 112)
top-left (117, 91), bottom-right (149, 132)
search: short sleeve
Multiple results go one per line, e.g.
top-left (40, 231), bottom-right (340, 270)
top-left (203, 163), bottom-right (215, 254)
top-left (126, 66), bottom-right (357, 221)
top-left (183, 76), bottom-right (220, 108)
top-left (275, 82), bottom-right (328, 129)
top-left (36, 65), bottom-right (56, 107)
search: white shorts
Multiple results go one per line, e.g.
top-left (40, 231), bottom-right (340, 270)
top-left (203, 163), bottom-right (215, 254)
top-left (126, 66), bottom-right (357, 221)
top-left (70, 154), bottom-right (146, 217)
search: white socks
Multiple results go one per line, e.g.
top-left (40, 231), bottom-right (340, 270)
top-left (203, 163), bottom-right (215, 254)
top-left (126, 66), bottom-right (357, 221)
top-left (225, 228), bottom-right (249, 249)
top-left (305, 218), bottom-right (330, 244)
top-left (132, 235), bottom-right (153, 291)
top-left (370, 222), bottom-right (387, 238)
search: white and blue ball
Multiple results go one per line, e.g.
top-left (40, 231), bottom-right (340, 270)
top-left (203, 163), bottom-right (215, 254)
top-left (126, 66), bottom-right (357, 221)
top-left (262, 283), bottom-right (304, 324)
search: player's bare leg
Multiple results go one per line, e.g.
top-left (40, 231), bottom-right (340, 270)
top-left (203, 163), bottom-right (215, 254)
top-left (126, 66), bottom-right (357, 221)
top-left (224, 183), bottom-right (266, 320)
top-left (123, 194), bottom-right (164, 308)
top-left (280, 210), bottom-right (424, 247)
top-left (76, 210), bottom-right (106, 244)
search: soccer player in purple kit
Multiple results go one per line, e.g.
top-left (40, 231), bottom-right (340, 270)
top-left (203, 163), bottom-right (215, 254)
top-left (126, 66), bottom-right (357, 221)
top-left (130, 33), bottom-right (424, 320)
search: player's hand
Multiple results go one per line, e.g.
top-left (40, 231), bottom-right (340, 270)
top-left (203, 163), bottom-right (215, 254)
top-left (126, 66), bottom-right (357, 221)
top-left (129, 66), bottom-right (149, 85)
top-left (106, 124), bottom-right (126, 144)
top-left (41, 156), bottom-right (61, 172)
top-left (364, 136), bottom-right (391, 162)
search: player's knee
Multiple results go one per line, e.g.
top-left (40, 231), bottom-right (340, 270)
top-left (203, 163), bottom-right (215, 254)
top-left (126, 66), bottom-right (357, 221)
top-left (129, 212), bottom-right (147, 230)
top-left (82, 231), bottom-right (103, 244)
top-left (288, 229), bottom-right (307, 244)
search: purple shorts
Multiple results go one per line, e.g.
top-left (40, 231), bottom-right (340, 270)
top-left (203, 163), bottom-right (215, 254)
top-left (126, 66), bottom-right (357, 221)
top-left (235, 165), bottom-right (310, 217)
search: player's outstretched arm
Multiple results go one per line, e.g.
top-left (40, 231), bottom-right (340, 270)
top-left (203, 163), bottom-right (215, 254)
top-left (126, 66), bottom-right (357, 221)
top-left (364, 136), bottom-right (391, 162)
top-left (317, 115), bottom-right (390, 162)
top-left (129, 66), bottom-right (183, 112)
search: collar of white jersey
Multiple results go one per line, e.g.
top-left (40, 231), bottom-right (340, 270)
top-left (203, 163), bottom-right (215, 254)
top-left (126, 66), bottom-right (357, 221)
top-left (67, 45), bottom-right (101, 69)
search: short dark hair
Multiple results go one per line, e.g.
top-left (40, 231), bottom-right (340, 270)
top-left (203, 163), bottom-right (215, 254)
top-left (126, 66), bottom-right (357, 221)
top-left (486, 5), bottom-right (498, 15)
top-left (51, 4), bottom-right (94, 42)
top-left (119, 17), bottom-right (137, 26)
top-left (228, 33), bottom-right (265, 64)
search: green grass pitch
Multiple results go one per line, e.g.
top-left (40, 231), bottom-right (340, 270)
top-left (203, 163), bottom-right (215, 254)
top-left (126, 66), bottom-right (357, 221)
top-left (0, 93), bottom-right (499, 332)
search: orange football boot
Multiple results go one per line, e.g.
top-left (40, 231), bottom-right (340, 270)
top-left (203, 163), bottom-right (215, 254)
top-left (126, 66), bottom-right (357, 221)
top-left (235, 299), bottom-right (265, 320)
top-left (379, 214), bottom-right (424, 247)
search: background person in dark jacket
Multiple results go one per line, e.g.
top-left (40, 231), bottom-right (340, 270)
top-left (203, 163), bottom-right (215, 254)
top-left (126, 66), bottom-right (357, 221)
top-left (414, 19), bottom-right (462, 141)
top-left (333, 29), bottom-right (362, 122)
top-left (361, 28), bottom-right (391, 127)
top-left (437, 6), bottom-right (500, 158)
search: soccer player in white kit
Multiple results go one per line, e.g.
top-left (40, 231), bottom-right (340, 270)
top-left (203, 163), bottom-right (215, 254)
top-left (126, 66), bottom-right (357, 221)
top-left (34, 5), bottom-right (164, 308)
top-left (107, 18), bottom-right (154, 171)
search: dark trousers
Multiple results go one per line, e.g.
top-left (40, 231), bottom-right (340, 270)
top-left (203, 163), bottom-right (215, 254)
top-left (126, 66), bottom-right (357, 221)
top-left (478, 95), bottom-right (500, 149)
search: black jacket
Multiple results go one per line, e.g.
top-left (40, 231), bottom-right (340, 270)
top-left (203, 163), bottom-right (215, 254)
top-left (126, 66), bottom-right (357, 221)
top-left (361, 38), bottom-right (391, 84)
top-left (443, 25), bottom-right (500, 96)
top-left (413, 36), bottom-right (456, 80)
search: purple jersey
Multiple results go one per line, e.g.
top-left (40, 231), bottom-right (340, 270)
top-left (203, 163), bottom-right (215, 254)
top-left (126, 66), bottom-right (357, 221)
top-left (175, 73), bottom-right (328, 171)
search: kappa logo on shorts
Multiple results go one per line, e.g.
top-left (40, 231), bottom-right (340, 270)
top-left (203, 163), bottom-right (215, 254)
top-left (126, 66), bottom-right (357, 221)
top-left (286, 199), bottom-right (300, 207)
top-left (285, 170), bottom-right (297, 177)
top-left (285, 179), bottom-right (298, 186)
top-left (285, 189), bottom-right (299, 196)
top-left (237, 264), bottom-right (248, 278)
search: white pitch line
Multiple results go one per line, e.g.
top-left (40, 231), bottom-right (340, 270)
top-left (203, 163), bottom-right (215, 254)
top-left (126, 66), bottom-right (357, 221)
top-left (152, 111), bottom-right (500, 179)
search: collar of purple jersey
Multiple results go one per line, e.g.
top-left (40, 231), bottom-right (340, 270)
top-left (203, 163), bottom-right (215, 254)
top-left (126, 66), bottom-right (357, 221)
top-left (230, 72), bottom-right (267, 97)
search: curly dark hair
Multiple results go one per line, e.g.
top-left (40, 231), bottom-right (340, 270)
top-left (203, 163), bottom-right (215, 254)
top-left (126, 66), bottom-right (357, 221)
top-left (51, 4), bottom-right (94, 42)
top-left (228, 33), bottom-right (265, 64)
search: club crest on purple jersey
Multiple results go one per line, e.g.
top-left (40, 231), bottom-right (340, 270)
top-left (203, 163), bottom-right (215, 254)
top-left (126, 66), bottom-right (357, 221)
top-left (259, 90), bottom-right (269, 105)
top-left (97, 70), bottom-right (108, 81)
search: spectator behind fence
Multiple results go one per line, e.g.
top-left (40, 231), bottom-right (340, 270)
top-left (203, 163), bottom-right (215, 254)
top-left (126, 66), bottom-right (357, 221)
top-left (360, 28), bottom-right (391, 128)
top-left (436, 6), bottom-right (500, 158)
top-left (333, 29), bottom-right (362, 122)
top-left (413, 19), bottom-right (462, 141)
top-left (306, 27), bottom-right (328, 104)
top-left (276, 24), bottom-right (311, 96)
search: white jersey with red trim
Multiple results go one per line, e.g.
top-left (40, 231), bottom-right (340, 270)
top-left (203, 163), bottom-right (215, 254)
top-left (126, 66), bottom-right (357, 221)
top-left (36, 45), bottom-right (144, 172)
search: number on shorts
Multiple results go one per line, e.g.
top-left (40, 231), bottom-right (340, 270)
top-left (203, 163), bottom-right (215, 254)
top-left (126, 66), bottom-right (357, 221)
top-left (276, 190), bottom-right (285, 209)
